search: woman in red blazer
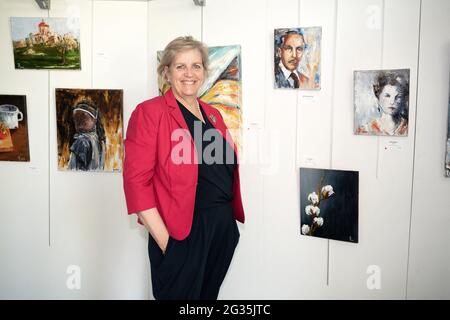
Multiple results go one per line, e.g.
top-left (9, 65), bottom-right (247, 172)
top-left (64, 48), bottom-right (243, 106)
top-left (123, 36), bottom-right (245, 300)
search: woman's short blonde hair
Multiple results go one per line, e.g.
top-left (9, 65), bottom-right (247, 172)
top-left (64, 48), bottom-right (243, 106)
top-left (157, 36), bottom-right (209, 80)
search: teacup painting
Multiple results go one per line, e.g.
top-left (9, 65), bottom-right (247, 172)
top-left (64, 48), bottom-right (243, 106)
top-left (0, 104), bottom-right (23, 129)
top-left (0, 95), bottom-right (30, 161)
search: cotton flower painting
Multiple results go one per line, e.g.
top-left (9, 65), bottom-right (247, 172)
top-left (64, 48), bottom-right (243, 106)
top-left (300, 168), bottom-right (359, 243)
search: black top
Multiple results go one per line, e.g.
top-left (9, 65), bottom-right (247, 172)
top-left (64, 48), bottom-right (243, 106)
top-left (177, 100), bottom-right (236, 210)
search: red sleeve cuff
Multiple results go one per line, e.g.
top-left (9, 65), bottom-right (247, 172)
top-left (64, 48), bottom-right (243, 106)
top-left (124, 183), bottom-right (157, 215)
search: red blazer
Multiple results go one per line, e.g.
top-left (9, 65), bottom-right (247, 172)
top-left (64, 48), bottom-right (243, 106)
top-left (123, 89), bottom-right (245, 240)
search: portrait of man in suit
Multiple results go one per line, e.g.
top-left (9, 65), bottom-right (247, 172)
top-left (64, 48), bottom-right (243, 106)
top-left (274, 27), bottom-right (321, 90)
top-left (274, 30), bottom-right (307, 89)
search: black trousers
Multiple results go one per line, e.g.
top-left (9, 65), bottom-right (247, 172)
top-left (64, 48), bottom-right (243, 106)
top-left (147, 202), bottom-right (240, 300)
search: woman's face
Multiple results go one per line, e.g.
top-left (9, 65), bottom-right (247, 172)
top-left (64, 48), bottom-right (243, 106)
top-left (165, 48), bottom-right (205, 101)
top-left (378, 84), bottom-right (402, 115)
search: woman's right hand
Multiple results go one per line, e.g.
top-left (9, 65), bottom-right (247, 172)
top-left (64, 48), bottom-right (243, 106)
top-left (160, 233), bottom-right (170, 255)
top-left (137, 208), bottom-right (171, 254)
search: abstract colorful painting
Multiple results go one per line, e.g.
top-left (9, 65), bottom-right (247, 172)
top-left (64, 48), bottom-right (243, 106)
top-left (300, 168), bottom-right (359, 243)
top-left (157, 45), bottom-right (242, 151)
top-left (10, 17), bottom-right (81, 69)
top-left (446, 84), bottom-right (450, 177)
top-left (274, 27), bottom-right (321, 90)
top-left (55, 89), bottom-right (123, 172)
top-left (354, 69), bottom-right (410, 136)
top-left (0, 95), bottom-right (30, 162)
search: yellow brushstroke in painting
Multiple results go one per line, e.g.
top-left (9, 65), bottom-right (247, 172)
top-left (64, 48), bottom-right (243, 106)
top-left (201, 79), bottom-right (242, 152)
top-left (102, 91), bottom-right (123, 171)
top-left (305, 32), bottom-right (320, 89)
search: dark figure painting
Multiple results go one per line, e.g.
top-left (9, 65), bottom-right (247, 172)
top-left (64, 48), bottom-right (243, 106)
top-left (56, 88), bottom-right (123, 172)
top-left (68, 100), bottom-right (106, 170)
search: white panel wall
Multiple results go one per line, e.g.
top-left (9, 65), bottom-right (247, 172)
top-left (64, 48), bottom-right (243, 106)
top-left (408, 0), bottom-right (450, 300)
top-left (0, 0), bottom-right (51, 299)
top-left (262, 0), bottom-right (331, 299)
top-left (202, 0), bottom-right (267, 299)
top-left (296, 0), bottom-right (336, 169)
top-left (0, 0), bottom-right (150, 299)
top-left (48, 0), bottom-right (149, 299)
top-left (330, 0), bottom-right (420, 299)
top-left (148, 0), bottom-right (201, 97)
top-left (0, 0), bottom-right (449, 300)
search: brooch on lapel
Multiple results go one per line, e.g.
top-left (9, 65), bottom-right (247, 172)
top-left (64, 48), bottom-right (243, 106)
top-left (209, 114), bottom-right (216, 124)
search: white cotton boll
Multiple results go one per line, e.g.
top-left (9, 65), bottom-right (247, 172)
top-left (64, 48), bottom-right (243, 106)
top-left (308, 192), bottom-right (319, 205)
top-left (311, 206), bottom-right (320, 216)
top-left (321, 185), bottom-right (334, 197)
top-left (305, 205), bottom-right (320, 216)
top-left (301, 224), bottom-right (310, 235)
top-left (314, 217), bottom-right (324, 227)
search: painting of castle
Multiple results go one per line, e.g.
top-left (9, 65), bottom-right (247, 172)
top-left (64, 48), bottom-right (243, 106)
top-left (10, 17), bottom-right (81, 69)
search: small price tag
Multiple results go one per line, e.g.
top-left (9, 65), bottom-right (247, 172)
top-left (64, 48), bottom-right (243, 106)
top-left (384, 140), bottom-right (403, 151)
top-left (303, 156), bottom-right (317, 166)
top-left (96, 52), bottom-right (108, 60)
top-left (299, 93), bottom-right (317, 105)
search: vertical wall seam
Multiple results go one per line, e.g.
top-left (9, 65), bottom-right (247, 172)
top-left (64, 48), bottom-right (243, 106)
top-left (295, 0), bottom-right (301, 169)
top-left (405, 0), bottom-right (423, 301)
top-left (376, 0), bottom-right (386, 180)
top-left (261, 0), bottom-right (269, 281)
top-left (327, 239), bottom-right (330, 285)
top-left (263, 0), bottom-right (269, 129)
top-left (146, 0), bottom-right (150, 300)
top-left (327, 0), bottom-right (340, 287)
top-left (381, 0), bottom-right (385, 66)
top-left (146, 0), bottom-right (150, 98)
top-left (295, 2), bottom-right (302, 285)
top-left (330, 0), bottom-right (338, 169)
top-left (47, 7), bottom-right (51, 247)
top-left (200, 5), bottom-right (204, 42)
top-left (375, 137), bottom-right (380, 178)
top-left (91, 0), bottom-right (94, 88)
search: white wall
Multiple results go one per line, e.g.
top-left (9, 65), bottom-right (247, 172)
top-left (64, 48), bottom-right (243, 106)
top-left (0, 0), bottom-right (150, 299)
top-left (0, 0), bottom-right (51, 299)
top-left (0, 0), bottom-right (448, 299)
top-left (407, 0), bottom-right (450, 299)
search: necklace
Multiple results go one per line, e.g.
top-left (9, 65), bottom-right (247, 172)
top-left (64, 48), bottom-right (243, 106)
top-left (177, 95), bottom-right (205, 123)
top-left (194, 100), bottom-right (205, 123)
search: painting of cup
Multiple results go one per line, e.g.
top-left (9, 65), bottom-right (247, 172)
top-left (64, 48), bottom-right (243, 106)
top-left (0, 104), bottom-right (24, 129)
top-left (0, 95), bottom-right (30, 162)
